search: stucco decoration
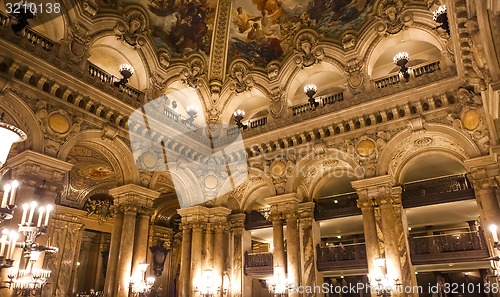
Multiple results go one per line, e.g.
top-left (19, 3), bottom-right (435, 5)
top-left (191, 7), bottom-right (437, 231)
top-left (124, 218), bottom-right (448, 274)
top-left (114, 8), bottom-right (149, 48)
top-left (180, 56), bottom-right (205, 89)
top-left (294, 32), bottom-right (325, 68)
top-left (345, 58), bottom-right (366, 95)
top-left (229, 61), bottom-right (255, 94)
top-left (269, 87), bottom-right (286, 119)
top-left (375, 0), bottom-right (412, 36)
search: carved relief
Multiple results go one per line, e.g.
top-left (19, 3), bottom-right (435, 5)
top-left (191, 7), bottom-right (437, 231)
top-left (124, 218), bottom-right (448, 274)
top-left (157, 50), bottom-right (171, 69)
top-left (67, 24), bottom-right (92, 65)
top-left (341, 33), bottom-right (356, 51)
top-left (180, 57), bottom-right (205, 89)
top-left (82, 0), bottom-right (98, 17)
top-left (230, 62), bottom-right (254, 94)
top-left (269, 87), bottom-right (286, 119)
top-left (344, 59), bottom-right (366, 95)
top-left (266, 63), bottom-right (280, 81)
top-left (114, 9), bottom-right (149, 48)
top-left (294, 32), bottom-right (324, 68)
top-left (375, 0), bottom-right (412, 35)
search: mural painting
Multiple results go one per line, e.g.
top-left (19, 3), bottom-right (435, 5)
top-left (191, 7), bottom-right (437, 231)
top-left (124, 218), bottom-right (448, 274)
top-left (229, 0), bottom-right (375, 67)
top-left (100, 0), bottom-right (217, 56)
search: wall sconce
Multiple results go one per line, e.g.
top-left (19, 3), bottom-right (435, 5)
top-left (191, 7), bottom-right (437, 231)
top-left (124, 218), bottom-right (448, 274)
top-left (9, 1), bottom-right (37, 33)
top-left (433, 5), bottom-right (450, 35)
top-left (393, 52), bottom-right (410, 81)
top-left (114, 64), bottom-right (135, 88)
top-left (182, 106), bottom-right (198, 125)
top-left (304, 84), bottom-right (319, 110)
top-left (489, 225), bottom-right (500, 251)
top-left (369, 257), bottom-right (401, 296)
top-left (233, 109), bottom-right (247, 130)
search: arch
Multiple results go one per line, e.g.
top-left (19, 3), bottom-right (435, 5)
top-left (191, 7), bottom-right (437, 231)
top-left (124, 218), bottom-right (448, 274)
top-left (366, 27), bottom-right (444, 76)
top-left (238, 168), bottom-right (275, 211)
top-left (0, 91), bottom-right (44, 154)
top-left (58, 130), bottom-right (141, 185)
top-left (377, 123), bottom-right (481, 181)
top-left (220, 87), bottom-right (270, 124)
top-left (398, 151), bottom-right (466, 184)
top-left (287, 148), bottom-right (364, 199)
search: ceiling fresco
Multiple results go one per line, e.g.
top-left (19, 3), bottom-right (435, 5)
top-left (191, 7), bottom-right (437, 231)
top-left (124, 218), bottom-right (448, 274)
top-left (99, 0), bottom-right (217, 57)
top-left (229, 0), bottom-right (375, 67)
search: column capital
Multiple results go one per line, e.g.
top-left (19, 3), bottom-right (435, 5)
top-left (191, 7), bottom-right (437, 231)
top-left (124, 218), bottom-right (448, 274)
top-left (298, 202), bottom-right (315, 219)
top-left (472, 176), bottom-right (499, 190)
top-left (374, 186), bottom-right (402, 206)
top-left (177, 205), bottom-right (210, 224)
top-left (109, 184), bottom-right (160, 209)
top-left (351, 175), bottom-right (395, 198)
top-left (266, 193), bottom-right (301, 220)
top-left (464, 153), bottom-right (500, 180)
top-left (150, 225), bottom-right (173, 249)
top-left (228, 213), bottom-right (246, 229)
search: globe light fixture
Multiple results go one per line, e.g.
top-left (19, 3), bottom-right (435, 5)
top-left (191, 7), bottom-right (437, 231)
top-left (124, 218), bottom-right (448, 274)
top-left (433, 5), bottom-right (450, 35)
top-left (393, 52), bottom-right (410, 81)
top-left (233, 109), bottom-right (247, 130)
top-left (304, 84), bottom-right (319, 109)
top-left (114, 64), bottom-right (135, 88)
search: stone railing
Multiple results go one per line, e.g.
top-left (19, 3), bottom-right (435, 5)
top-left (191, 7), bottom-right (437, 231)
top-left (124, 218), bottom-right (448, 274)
top-left (402, 174), bottom-right (474, 208)
top-left (0, 11), bottom-right (8, 27)
top-left (291, 102), bottom-right (314, 116)
top-left (25, 27), bottom-right (55, 52)
top-left (316, 242), bottom-right (367, 271)
top-left (319, 91), bottom-right (344, 106)
top-left (314, 192), bottom-right (361, 220)
top-left (87, 62), bottom-right (143, 102)
top-left (374, 73), bottom-right (401, 89)
top-left (409, 230), bottom-right (489, 264)
top-left (249, 116), bottom-right (268, 128)
top-left (413, 60), bottom-right (441, 78)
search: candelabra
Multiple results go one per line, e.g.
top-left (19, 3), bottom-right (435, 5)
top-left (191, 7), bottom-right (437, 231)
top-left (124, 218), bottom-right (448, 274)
top-left (489, 225), bottom-right (500, 251)
top-left (393, 52), bottom-right (410, 81)
top-left (304, 84), bottom-right (319, 110)
top-left (130, 263), bottom-right (155, 297)
top-left (195, 269), bottom-right (222, 297)
top-left (2, 202), bottom-right (57, 296)
top-left (266, 265), bottom-right (291, 297)
top-left (9, 1), bottom-right (37, 34)
top-left (433, 5), bottom-right (450, 35)
top-left (369, 258), bottom-right (401, 296)
top-left (182, 106), bottom-right (198, 125)
top-left (114, 64), bottom-right (135, 88)
top-left (233, 110), bottom-right (247, 130)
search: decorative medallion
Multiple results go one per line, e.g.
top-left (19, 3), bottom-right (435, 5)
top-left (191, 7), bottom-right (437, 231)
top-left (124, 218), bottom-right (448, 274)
top-left (461, 109), bottom-right (481, 131)
top-left (48, 113), bottom-right (71, 134)
top-left (270, 160), bottom-right (287, 177)
top-left (356, 138), bottom-right (376, 157)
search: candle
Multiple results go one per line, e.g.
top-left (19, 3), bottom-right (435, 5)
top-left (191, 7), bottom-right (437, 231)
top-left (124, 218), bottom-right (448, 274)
top-left (490, 225), bottom-right (499, 242)
top-left (9, 180), bottom-right (19, 205)
top-left (1, 184), bottom-right (11, 208)
top-left (27, 201), bottom-right (38, 225)
top-left (7, 231), bottom-right (18, 260)
top-left (37, 207), bottom-right (45, 227)
top-left (45, 204), bottom-right (53, 226)
top-left (21, 203), bottom-right (29, 225)
top-left (0, 231), bottom-right (7, 257)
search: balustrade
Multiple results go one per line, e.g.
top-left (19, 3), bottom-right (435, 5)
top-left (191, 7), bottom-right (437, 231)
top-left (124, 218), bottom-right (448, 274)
top-left (244, 252), bottom-right (274, 275)
top-left (25, 28), bottom-right (54, 51)
top-left (316, 242), bottom-right (367, 271)
top-left (314, 192), bottom-right (360, 220)
top-left (249, 116), bottom-right (267, 128)
top-left (413, 60), bottom-right (441, 78)
top-left (374, 73), bottom-right (401, 89)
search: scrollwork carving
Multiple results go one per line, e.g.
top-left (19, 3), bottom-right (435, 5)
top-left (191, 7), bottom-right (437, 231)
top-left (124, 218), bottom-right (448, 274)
top-left (294, 32), bottom-right (324, 68)
top-left (230, 62), bottom-right (254, 94)
top-left (114, 9), bottom-right (149, 48)
top-left (375, 0), bottom-right (412, 35)
top-left (180, 57), bottom-right (205, 89)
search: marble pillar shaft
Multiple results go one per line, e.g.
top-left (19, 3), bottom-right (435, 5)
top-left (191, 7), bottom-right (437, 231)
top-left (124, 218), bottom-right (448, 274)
top-left (115, 210), bottom-right (137, 297)
top-left (204, 225), bottom-right (214, 270)
top-left (179, 227), bottom-right (192, 297)
top-left (476, 187), bottom-right (500, 228)
top-left (360, 206), bottom-right (380, 297)
top-left (213, 227), bottom-right (226, 297)
top-left (191, 225), bottom-right (204, 294)
top-left (103, 212), bottom-right (124, 297)
top-left (272, 219), bottom-right (286, 269)
top-left (132, 212), bottom-right (150, 275)
top-left (379, 204), bottom-right (402, 281)
top-left (231, 228), bottom-right (243, 297)
top-left (299, 216), bottom-right (317, 296)
top-left (286, 215), bottom-right (300, 292)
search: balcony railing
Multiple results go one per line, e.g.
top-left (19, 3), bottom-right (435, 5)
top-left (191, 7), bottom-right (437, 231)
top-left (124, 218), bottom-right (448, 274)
top-left (249, 116), bottom-right (268, 128)
top-left (374, 73), bottom-right (400, 89)
top-left (402, 174), bottom-right (474, 208)
top-left (291, 90), bottom-right (345, 116)
top-left (244, 252), bottom-right (273, 275)
top-left (316, 242), bottom-right (367, 271)
top-left (413, 60), bottom-right (441, 78)
top-left (87, 62), bottom-right (143, 101)
top-left (244, 209), bottom-right (272, 230)
top-left (373, 60), bottom-right (443, 89)
top-left (314, 192), bottom-right (361, 220)
top-left (25, 27), bottom-right (55, 52)
top-left (409, 230), bottom-right (489, 264)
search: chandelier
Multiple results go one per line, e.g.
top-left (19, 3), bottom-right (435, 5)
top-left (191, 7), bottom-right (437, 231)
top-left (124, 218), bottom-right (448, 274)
top-left (195, 269), bottom-right (222, 297)
top-left (0, 111), bottom-right (57, 296)
top-left (130, 263), bottom-right (155, 296)
top-left (304, 84), bottom-right (319, 110)
top-left (266, 265), bottom-right (292, 296)
top-left (369, 258), bottom-right (401, 296)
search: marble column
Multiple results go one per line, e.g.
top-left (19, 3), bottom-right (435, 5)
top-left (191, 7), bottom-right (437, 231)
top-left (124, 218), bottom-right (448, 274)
top-left (285, 210), bottom-right (300, 296)
top-left (271, 215), bottom-right (286, 270)
top-left (357, 199), bottom-right (380, 284)
top-left (103, 211), bottom-right (124, 297)
top-left (378, 200), bottom-right (403, 289)
top-left (41, 213), bottom-right (85, 297)
top-left (229, 213), bottom-right (246, 297)
top-left (178, 223), bottom-right (192, 297)
top-left (204, 223), bottom-right (214, 270)
top-left (94, 234), bottom-right (109, 291)
top-left (115, 208), bottom-right (137, 297)
top-left (191, 222), bottom-right (204, 294)
top-left (213, 223), bottom-right (226, 297)
top-left (132, 211), bottom-right (152, 276)
top-left (299, 202), bottom-right (322, 297)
